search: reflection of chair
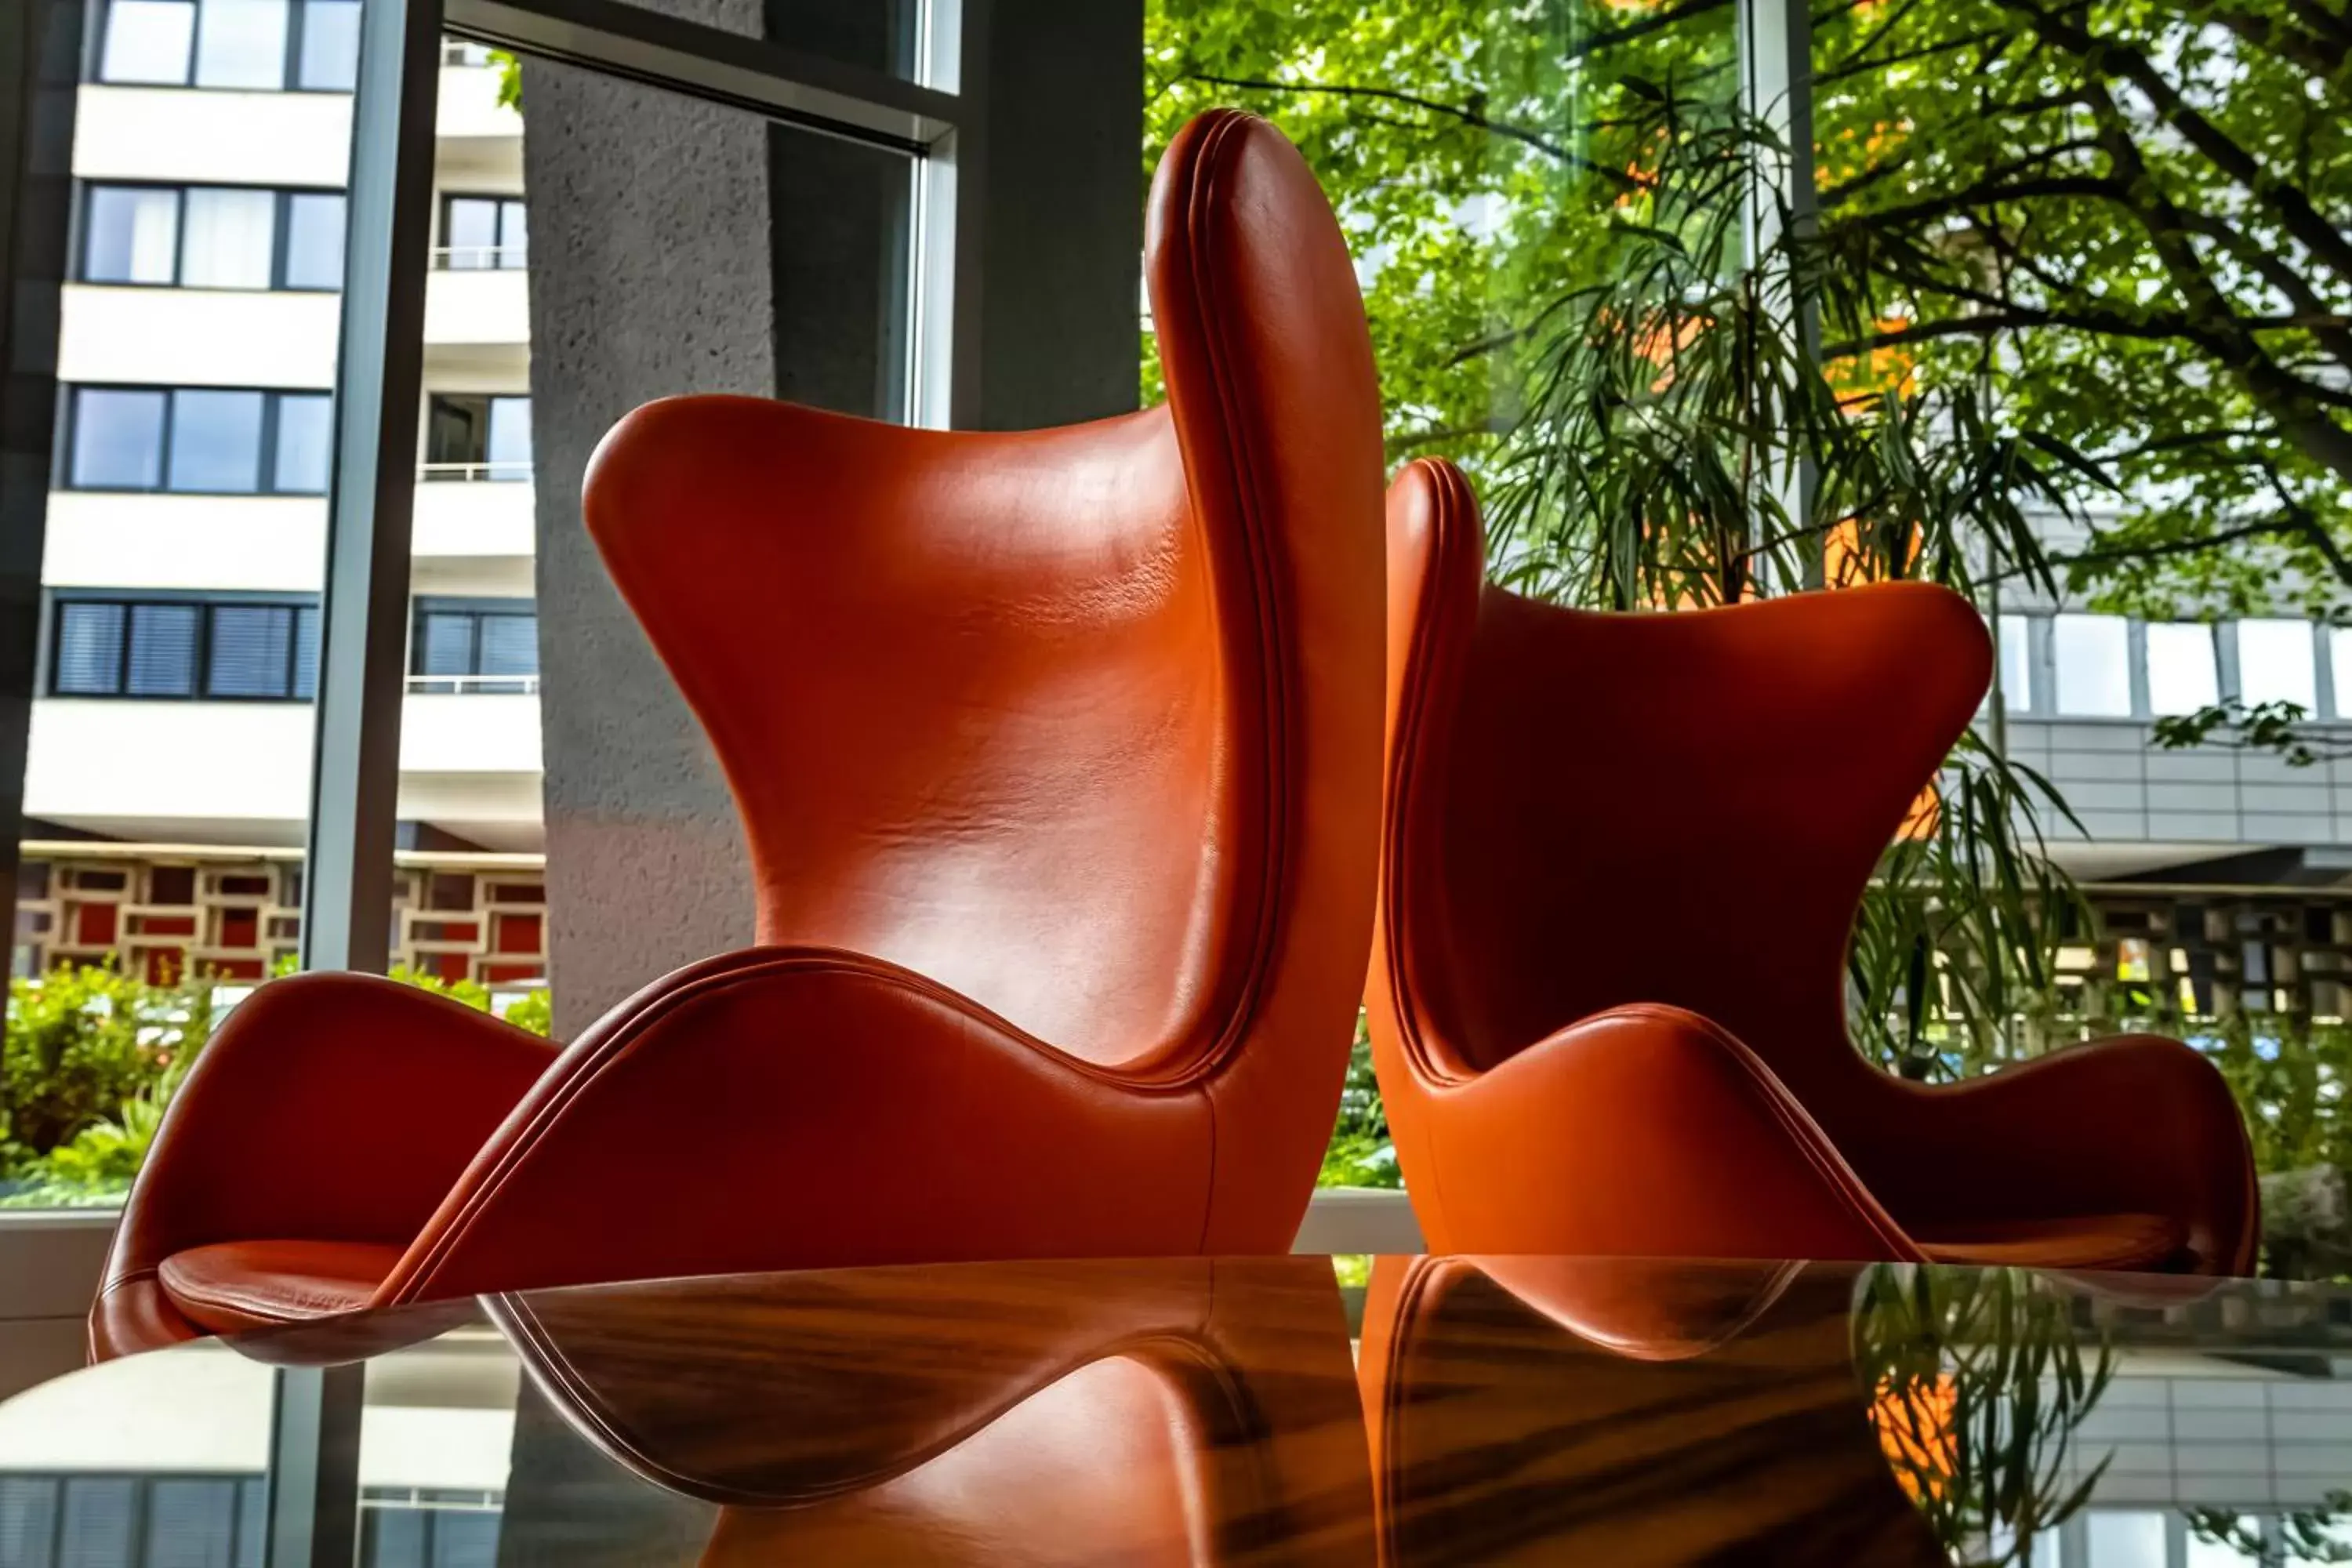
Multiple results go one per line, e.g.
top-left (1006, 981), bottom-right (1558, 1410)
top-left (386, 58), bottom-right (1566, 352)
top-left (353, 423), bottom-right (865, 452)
top-left (89, 107), bottom-right (1388, 1362)
top-left (1367, 456), bottom-right (2259, 1273)
top-left (488, 1258), bottom-right (1373, 1566)
top-left (1358, 1254), bottom-right (1950, 1566)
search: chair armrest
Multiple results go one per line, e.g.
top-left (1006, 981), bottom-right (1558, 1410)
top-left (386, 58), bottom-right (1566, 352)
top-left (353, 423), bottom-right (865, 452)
top-left (1845, 1034), bottom-right (2259, 1275)
top-left (1405, 1004), bottom-right (1924, 1261)
top-left (380, 946), bottom-right (1218, 1303)
top-left (94, 975), bottom-right (557, 1354)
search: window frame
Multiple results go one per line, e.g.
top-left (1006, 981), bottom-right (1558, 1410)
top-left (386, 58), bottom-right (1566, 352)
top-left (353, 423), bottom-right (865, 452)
top-left (58, 383), bottom-right (334, 496)
top-left (435, 191), bottom-right (528, 270)
top-left (421, 390), bottom-right (532, 479)
top-left (45, 590), bottom-right (323, 703)
top-left (408, 596), bottom-right (539, 692)
top-left (76, 180), bottom-right (347, 292)
top-left (89, 0), bottom-right (364, 93)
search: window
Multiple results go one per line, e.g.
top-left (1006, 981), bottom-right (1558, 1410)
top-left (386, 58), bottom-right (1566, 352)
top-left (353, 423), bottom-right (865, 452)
top-left (295, 0), bottom-right (360, 88)
top-left (49, 595), bottom-right (322, 700)
top-left (180, 187), bottom-right (276, 287)
top-left (78, 184), bottom-right (347, 291)
top-left (2145, 622), bottom-right (2220, 717)
top-left (193, 0), bottom-right (287, 88)
top-left (1996, 613), bottom-right (2034, 712)
top-left (82, 186), bottom-right (180, 284)
top-left (282, 191), bottom-right (347, 289)
top-left (94, 0), bottom-right (360, 89)
top-left (274, 392), bottom-right (333, 492)
top-left (53, 604), bottom-right (129, 695)
top-left (67, 387), bottom-right (167, 488)
top-left (439, 194), bottom-right (528, 270)
top-left (168, 389), bottom-right (264, 491)
top-left (97, 0), bottom-right (198, 82)
top-left (63, 387), bottom-right (334, 495)
top-left (2239, 619), bottom-right (2318, 711)
top-left (411, 600), bottom-right (539, 692)
top-left (2052, 614), bottom-right (2132, 717)
top-left (424, 393), bottom-right (532, 479)
top-left (125, 603), bottom-right (201, 695)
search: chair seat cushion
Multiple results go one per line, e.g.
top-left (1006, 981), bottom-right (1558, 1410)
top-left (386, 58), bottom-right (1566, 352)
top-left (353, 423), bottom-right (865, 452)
top-left (1913, 1212), bottom-right (2187, 1272)
top-left (158, 1240), bottom-right (405, 1337)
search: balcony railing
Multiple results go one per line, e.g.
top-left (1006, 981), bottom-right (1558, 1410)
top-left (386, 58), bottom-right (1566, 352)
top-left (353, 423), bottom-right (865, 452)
top-left (418, 461), bottom-right (532, 483)
top-left (431, 245), bottom-right (528, 271)
top-left (407, 673), bottom-right (539, 695)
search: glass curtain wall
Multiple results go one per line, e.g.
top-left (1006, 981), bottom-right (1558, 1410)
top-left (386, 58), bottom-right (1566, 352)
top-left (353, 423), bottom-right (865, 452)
top-left (1146, 0), bottom-right (1740, 1187)
top-left (4, 0), bottom-right (355, 1206)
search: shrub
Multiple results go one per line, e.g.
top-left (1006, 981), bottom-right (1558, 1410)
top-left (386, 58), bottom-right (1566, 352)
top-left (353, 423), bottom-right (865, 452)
top-left (2, 961), bottom-right (554, 1204)
top-left (1, 964), bottom-right (212, 1156)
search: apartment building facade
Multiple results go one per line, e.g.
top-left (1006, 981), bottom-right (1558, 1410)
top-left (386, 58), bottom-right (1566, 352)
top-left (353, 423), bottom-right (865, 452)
top-left (13, 10), bottom-right (545, 990)
top-left (1995, 591), bottom-right (2352, 1028)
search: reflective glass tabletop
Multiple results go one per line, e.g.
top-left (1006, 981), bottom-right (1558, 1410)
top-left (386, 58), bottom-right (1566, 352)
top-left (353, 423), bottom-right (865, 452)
top-left (2, 1256), bottom-right (2347, 1566)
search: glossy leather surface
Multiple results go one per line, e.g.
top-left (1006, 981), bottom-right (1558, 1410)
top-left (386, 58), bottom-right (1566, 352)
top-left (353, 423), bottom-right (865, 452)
top-left (1368, 456), bottom-right (2259, 1272)
top-left (89, 107), bottom-right (1385, 1361)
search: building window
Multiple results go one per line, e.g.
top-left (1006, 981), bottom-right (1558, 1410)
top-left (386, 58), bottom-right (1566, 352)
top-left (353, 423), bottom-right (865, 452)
top-left (67, 387), bottom-right (168, 488)
top-left (2052, 613), bottom-right (2132, 717)
top-left (411, 599), bottom-right (538, 693)
top-left (78, 183), bottom-right (347, 291)
top-left (2145, 622), bottom-right (2220, 717)
top-left (2238, 618), bottom-right (2318, 712)
top-left (1996, 614), bottom-right (2034, 712)
top-left (423, 393), bottom-right (532, 480)
top-left (93, 0), bottom-right (361, 89)
top-left (437, 194), bottom-right (528, 270)
top-left (61, 386), bottom-right (332, 495)
top-left (49, 595), bottom-right (321, 700)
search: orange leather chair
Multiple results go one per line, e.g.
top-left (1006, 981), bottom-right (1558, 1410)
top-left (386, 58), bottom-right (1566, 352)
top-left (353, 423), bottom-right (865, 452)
top-left (1357, 1254), bottom-right (1951, 1565)
top-left (1367, 456), bottom-right (2258, 1273)
top-left (487, 1258), bottom-right (1373, 1566)
top-left (88, 107), bottom-right (1386, 1361)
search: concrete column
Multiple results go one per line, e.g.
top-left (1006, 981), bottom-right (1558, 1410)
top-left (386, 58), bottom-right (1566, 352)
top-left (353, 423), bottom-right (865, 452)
top-left (523, 0), bottom-right (774, 1036)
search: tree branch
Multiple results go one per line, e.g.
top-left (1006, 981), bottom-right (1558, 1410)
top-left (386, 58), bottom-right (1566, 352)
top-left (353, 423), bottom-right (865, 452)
top-left (2001, 0), bottom-right (2352, 289)
top-left (1179, 73), bottom-right (1637, 189)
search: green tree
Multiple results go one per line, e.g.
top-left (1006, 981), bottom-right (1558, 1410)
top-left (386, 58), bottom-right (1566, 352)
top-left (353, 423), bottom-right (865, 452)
top-left (1147, 0), bottom-right (1741, 469)
top-left (1813, 0), bottom-right (2352, 619)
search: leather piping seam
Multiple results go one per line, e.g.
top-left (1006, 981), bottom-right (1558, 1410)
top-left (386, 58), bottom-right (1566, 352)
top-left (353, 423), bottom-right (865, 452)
top-left (392, 948), bottom-right (1205, 1303)
top-left (1158, 106), bottom-right (1290, 1099)
top-left (1607, 1003), bottom-right (1924, 1261)
top-left (1381, 458), bottom-right (1475, 1091)
top-left (95, 1266), bottom-right (160, 1302)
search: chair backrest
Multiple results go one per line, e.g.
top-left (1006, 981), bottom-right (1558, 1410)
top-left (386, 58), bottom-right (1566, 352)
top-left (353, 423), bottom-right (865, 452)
top-left (1378, 458), bottom-right (1988, 1107)
top-left (583, 111), bottom-right (1384, 1078)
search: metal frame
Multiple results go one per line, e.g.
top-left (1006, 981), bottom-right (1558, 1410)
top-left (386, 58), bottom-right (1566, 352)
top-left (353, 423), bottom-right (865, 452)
top-left (442, 0), bottom-right (960, 151)
top-left (298, 0), bottom-right (443, 972)
top-left (263, 1366), bottom-right (365, 1568)
top-left (0, 0), bottom-right (92, 975)
top-left (1740, 0), bottom-right (1821, 589)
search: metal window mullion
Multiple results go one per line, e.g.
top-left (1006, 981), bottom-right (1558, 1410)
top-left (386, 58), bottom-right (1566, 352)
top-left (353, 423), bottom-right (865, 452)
top-left (300, 0), bottom-right (440, 974)
top-left (1738, 0), bottom-right (1820, 590)
top-left (441, 0), bottom-right (958, 151)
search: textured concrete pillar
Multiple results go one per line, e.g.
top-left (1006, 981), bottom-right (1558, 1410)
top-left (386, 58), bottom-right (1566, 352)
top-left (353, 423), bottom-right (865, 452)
top-left (523, 0), bottom-right (772, 1036)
